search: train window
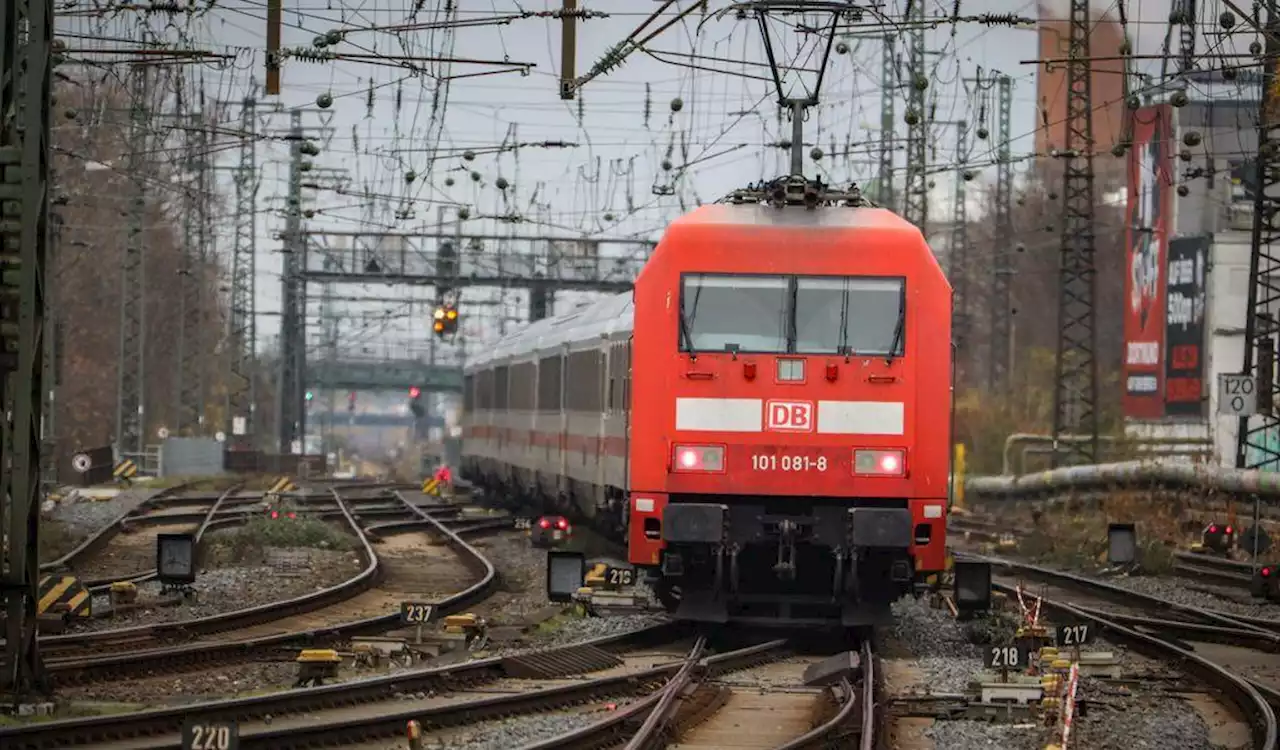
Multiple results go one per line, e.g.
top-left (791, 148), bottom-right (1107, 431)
top-left (476, 369), bottom-right (493, 410)
top-left (680, 274), bottom-right (788, 353)
top-left (494, 366), bottom-right (510, 410)
top-left (464, 375), bottom-right (475, 412)
top-left (844, 278), bottom-right (905, 356)
top-left (510, 362), bottom-right (535, 410)
top-left (538, 356), bottom-right (563, 411)
top-left (566, 350), bottom-right (603, 412)
top-left (795, 276), bottom-right (905, 356)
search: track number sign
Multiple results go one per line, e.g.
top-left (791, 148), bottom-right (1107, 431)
top-left (183, 720), bottom-right (238, 750)
top-left (1219, 374), bottom-right (1258, 416)
top-left (1055, 623), bottom-right (1095, 647)
top-left (606, 565), bottom-right (635, 587)
top-left (400, 602), bottom-right (435, 625)
top-left (983, 643), bottom-right (1026, 669)
top-left (514, 518), bottom-right (533, 530)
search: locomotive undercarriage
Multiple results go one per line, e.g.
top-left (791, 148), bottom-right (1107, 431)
top-left (657, 497), bottom-right (918, 627)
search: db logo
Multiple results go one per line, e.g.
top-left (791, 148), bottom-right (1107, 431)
top-left (765, 400), bottom-right (813, 432)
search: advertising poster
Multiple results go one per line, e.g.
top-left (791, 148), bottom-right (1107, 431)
top-left (1123, 104), bottom-right (1174, 418)
top-left (1164, 236), bottom-right (1207, 417)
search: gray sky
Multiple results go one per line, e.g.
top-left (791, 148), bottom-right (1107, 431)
top-left (64, 0), bottom-right (1262, 371)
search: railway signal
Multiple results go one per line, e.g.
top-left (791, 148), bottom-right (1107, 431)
top-left (1202, 522), bottom-right (1234, 554)
top-left (432, 304), bottom-right (459, 336)
top-left (408, 386), bottom-right (425, 418)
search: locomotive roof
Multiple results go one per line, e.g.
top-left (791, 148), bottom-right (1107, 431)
top-left (669, 203), bottom-right (923, 232)
top-left (467, 291), bottom-right (633, 371)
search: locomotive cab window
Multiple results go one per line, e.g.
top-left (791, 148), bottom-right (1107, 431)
top-left (680, 274), bottom-right (788, 353)
top-left (680, 273), bottom-right (905, 356)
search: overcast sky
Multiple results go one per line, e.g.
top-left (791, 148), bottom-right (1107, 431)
top-left (63, 0), bottom-right (1263, 375)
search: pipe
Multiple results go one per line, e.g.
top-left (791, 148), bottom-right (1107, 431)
top-left (999, 433), bottom-right (1212, 475)
top-left (966, 459), bottom-right (1280, 500)
top-left (1015, 445), bottom-right (1212, 475)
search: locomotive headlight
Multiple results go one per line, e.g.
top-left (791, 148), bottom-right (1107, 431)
top-left (672, 444), bottom-right (725, 473)
top-left (853, 449), bottom-right (906, 476)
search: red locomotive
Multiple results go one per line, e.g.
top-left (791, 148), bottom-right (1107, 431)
top-left (462, 178), bottom-right (952, 627)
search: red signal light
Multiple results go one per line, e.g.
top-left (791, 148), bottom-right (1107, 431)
top-left (556, 518), bottom-right (569, 531)
top-left (287, 512), bottom-right (296, 519)
top-left (1263, 567), bottom-right (1273, 578)
top-left (270, 511), bottom-right (279, 519)
top-left (538, 518), bottom-right (551, 529)
top-left (1209, 524), bottom-right (1218, 534)
top-left (409, 386), bottom-right (421, 399)
top-left (1226, 526), bottom-right (1234, 535)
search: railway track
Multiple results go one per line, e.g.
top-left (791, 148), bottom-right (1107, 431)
top-left (0, 621), bottom-right (694, 749)
top-left (1173, 549), bottom-right (1263, 590)
top-left (37, 489), bottom-right (510, 683)
top-left (959, 551), bottom-right (1280, 750)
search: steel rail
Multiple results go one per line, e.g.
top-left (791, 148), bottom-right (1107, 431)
top-left (77, 481), bottom-right (245, 592)
top-left (36, 486), bottom-right (382, 658)
top-left (962, 553), bottom-right (1280, 642)
top-left (624, 636), bottom-right (709, 750)
top-left (224, 638), bottom-right (789, 750)
top-left (990, 579), bottom-right (1278, 750)
top-left (517, 639), bottom-right (796, 750)
top-left (34, 500), bottom-right (509, 683)
top-left (0, 621), bottom-right (691, 750)
top-left (770, 640), bottom-right (875, 750)
top-left (39, 480), bottom-right (202, 573)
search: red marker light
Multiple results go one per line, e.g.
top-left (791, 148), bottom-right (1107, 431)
top-left (1209, 525), bottom-right (1219, 534)
top-left (1226, 526), bottom-right (1234, 535)
top-left (678, 449), bottom-right (699, 469)
top-left (271, 511), bottom-right (279, 519)
top-left (556, 518), bottom-right (569, 531)
top-left (538, 518), bottom-right (551, 529)
top-left (1263, 567), bottom-right (1273, 578)
top-left (287, 512), bottom-right (297, 519)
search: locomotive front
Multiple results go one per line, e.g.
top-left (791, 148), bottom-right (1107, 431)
top-left (627, 204), bottom-right (952, 627)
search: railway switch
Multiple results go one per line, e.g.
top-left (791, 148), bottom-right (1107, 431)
top-left (295, 649), bottom-right (342, 687)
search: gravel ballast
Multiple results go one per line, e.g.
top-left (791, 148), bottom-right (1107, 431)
top-left (71, 548), bottom-right (366, 632)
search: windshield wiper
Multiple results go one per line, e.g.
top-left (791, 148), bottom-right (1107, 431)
top-left (885, 307), bottom-right (905, 365)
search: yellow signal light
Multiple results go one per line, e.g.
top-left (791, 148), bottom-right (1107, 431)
top-left (433, 320), bottom-right (445, 333)
top-left (446, 309), bottom-right (458, 320)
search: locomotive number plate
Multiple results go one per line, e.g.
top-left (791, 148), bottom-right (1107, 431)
top-left (750, 453), bottom-right (829, 472)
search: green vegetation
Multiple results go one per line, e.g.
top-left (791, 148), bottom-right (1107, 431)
top-left (38, 520), bottom-right (79, 563)
top-left (205, 513), bottom-right (355, 563)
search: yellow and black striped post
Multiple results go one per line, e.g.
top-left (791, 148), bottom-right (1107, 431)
top-left (269, 476), bottom-right (297, 495)
top-left (113, 459), bottom-right (138, 486)
top-left (38, 574), bottom-right (91, 619)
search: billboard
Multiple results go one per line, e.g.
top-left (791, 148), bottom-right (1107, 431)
top-left (1122, 104), bottom-right (1175, 419)
top-left (1164, 236), bottom-right (1207, 417)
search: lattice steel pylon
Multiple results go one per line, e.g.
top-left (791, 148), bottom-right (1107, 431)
top-left (227, 96), bottom-right (258, 446)
top-left (1051, 0), bottom-right (1100, 467)
top-left (1, 0), bottom-right (53, 696)
top-left (949, 120), bottom-right (970, 379)
top-left (175, 112), bottom-right (206, 434)
top-left (989, 76), bottom-right (1014, 393)
top-left (877, 35), bottom-right (896, 211)
top-left (116, 65), bottom-right (148, 458)
top-left (901, 0), bottom-right (928, 233)
top-left (1235, 13), bottom-right (1280, 471)
top-left (277, 111), bottom-right (306, 454)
